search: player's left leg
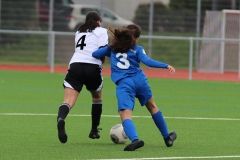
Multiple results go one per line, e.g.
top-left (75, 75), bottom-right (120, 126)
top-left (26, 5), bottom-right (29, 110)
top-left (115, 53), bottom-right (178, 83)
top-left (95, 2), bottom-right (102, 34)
top-left (117, 78), bottom-right (144, 151)
top-left (119, 110), bottom-right (144, 151)
top-left (57, 87), bottom-right (79, 143)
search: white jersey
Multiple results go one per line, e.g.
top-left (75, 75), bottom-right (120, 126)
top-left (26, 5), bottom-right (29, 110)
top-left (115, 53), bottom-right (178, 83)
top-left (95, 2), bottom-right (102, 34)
top-left (69, 27), bottom-right (108, 65)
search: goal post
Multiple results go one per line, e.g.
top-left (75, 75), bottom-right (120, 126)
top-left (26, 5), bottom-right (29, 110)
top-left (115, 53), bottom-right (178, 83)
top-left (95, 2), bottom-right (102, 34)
top-left (199, 9), bottom-right (240, 77)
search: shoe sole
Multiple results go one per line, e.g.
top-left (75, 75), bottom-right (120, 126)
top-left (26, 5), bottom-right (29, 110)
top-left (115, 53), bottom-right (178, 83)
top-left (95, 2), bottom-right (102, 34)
top-left (165, 131), bottom-right (177, 147)
top-left (57, 119), bottom-right (67, 143)
top-left (169, 131), bottom-right (177, 141)
top-left (124, 140), bottom-right (144, 151)
top-left (89, 136), bottom-right (100, 139)
top-left (89, 132), bottom-right (100, 139)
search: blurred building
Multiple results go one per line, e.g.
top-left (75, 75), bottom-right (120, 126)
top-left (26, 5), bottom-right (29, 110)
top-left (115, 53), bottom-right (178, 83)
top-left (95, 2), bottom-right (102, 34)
top-left (73, 0), bottom-right (169, 20)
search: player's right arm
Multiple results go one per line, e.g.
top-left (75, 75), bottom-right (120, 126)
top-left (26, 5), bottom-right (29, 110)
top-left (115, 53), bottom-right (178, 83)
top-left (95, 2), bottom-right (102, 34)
top-left (137, 46), bottom-right (168, 68)
top-left (167, 65), bottom-right (175, 75)
top-left (137, 46), bottom-right (175, 75)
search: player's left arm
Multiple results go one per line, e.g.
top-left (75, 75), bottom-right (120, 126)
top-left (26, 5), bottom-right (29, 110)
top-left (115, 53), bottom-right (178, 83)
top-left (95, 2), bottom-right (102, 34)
top-left (92, 46), bottom-right (111, 59)
top-left (97, 30), bottom-right (109, 63)
top-left (98, 45), bottom-right (108, 63)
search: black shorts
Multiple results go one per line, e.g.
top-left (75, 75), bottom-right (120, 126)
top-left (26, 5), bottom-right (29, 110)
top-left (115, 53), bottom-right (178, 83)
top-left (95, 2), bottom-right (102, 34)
top-left (63, 63), bottom-right (103, 92)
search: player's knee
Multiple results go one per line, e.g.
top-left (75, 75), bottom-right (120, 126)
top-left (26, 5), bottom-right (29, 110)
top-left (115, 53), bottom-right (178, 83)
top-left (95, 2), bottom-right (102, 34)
top-left (92, 92), bottom-right (101, 99)
top-left (146, 103), bottom-right (158, 114)
top-left (90, 90), bottom-right (102, 99)
top-left (92, 96), bottom-right (102, 101)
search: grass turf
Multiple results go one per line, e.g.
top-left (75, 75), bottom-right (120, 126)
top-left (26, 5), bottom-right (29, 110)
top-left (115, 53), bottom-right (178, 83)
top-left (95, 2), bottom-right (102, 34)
top-left (0, 70), bottom-right (240, 159)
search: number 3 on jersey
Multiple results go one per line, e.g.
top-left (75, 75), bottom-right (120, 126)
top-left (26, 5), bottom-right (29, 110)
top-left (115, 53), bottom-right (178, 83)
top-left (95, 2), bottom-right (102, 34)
top-left (116, 53), bottom-right (130, 69)
top-left (76, 35), bottom-right (86, 50)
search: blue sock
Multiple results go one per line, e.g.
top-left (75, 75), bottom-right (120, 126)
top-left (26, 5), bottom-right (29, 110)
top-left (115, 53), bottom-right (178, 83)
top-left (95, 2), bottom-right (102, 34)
top-left (122, 119), bottom-right (139, 142)
top-left (152, 110), bottom-right (169, 139)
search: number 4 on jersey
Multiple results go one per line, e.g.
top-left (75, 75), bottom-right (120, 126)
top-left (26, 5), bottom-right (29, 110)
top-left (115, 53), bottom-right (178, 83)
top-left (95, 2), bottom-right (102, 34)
top-left (76, 35), bottom-right (86, 50)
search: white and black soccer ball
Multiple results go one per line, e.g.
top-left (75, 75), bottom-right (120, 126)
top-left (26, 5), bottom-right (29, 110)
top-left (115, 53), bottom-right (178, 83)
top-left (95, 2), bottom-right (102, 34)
top-left (110, 124), bottom-right (129, 144)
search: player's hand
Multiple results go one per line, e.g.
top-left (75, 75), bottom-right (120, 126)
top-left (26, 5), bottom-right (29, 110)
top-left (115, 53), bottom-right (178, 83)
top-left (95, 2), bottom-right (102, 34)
top-left (167, 65), bottom-right (175, 75)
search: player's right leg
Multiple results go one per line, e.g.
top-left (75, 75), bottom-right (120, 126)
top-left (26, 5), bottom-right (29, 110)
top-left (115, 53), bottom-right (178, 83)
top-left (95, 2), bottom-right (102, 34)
top-left (89, 90), bottom-right (103, 139)
top-left (145, 97), bottom-right (177, 147)
top-left (85, 64), bottom-right (104, 139)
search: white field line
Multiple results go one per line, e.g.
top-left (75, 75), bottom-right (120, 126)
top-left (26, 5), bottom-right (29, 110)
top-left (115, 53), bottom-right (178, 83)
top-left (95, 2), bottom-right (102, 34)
top-left (2, 113), bottom-right (240, 160)
top-left (89, 155), bottom-right (240, 160)
top-left (0, 113), bottom-right (240, 121)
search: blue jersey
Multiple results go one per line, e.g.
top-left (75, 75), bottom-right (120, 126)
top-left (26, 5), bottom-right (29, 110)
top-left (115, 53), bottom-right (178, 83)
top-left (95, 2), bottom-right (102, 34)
top-left (92, 45), bottom-right (168, 83)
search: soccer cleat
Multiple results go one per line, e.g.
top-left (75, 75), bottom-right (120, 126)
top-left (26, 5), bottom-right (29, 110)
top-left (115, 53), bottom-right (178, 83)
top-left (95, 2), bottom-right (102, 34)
top-left (89, 128), bottom-right (102, 139)
top-left (164, 131), bottom-right (177, 147)
top-left (124, 139), bottom-right (144, 151)
top-left (57, 118), bottom-right (67, 143)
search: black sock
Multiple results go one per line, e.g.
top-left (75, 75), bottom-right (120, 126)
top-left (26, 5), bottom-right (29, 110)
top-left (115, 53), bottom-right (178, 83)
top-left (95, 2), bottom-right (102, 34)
top-left (91, 100), bottom-right (102, 131)
top-left (57, 103), bottom-right (70, 121)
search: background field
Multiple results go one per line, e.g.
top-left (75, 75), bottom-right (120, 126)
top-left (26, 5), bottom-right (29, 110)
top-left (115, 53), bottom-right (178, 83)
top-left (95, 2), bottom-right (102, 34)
top-left (0, 70), bottom-right (240, 160)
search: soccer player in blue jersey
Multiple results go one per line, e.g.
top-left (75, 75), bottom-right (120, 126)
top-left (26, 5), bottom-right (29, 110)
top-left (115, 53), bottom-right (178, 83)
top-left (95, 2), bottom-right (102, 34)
top-left (92, 24), bottom-right (177, 151)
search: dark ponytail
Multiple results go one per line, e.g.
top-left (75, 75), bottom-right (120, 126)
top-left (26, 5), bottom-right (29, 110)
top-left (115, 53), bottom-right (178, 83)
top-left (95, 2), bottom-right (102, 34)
top-left (78, 11), bottom-right (102, 32)
top-left (108, 24), bottom-right (142, 53)
top-left (126, 24), bottom-right (141, 38)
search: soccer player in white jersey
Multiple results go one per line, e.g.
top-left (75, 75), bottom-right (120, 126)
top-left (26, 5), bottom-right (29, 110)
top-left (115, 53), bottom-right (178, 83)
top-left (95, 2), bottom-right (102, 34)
top-left (92, 24), bottom-right (177, 151)
top-left (56, 11), bottom-right (108, 143)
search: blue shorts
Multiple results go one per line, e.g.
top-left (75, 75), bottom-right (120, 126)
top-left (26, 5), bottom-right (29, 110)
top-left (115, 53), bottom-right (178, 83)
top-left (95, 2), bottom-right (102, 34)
top-left (116, 72), bottom-right (152, 112)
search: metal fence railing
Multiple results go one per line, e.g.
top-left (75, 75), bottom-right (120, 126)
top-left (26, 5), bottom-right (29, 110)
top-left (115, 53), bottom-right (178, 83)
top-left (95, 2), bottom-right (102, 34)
top-left (1, 29), bottom-right (240, 79)
top-left (1, 0), bottom-right (240, 79)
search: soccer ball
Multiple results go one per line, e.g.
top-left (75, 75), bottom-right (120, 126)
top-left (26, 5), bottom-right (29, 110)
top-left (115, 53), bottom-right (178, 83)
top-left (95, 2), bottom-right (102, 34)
top-left (110, 124), bottom-right (129, 144)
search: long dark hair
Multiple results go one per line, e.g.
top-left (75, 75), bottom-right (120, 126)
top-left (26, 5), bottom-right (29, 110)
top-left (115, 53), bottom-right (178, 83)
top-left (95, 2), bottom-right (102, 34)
top-left (78, 11), bottom-right (102, 32)
top-left (108, 24), bottom-right (142, 53)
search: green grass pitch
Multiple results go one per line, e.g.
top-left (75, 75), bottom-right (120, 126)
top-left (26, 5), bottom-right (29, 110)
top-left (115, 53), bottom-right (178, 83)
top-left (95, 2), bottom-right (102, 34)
top-left (0, 70), bottom-right (240, 159)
